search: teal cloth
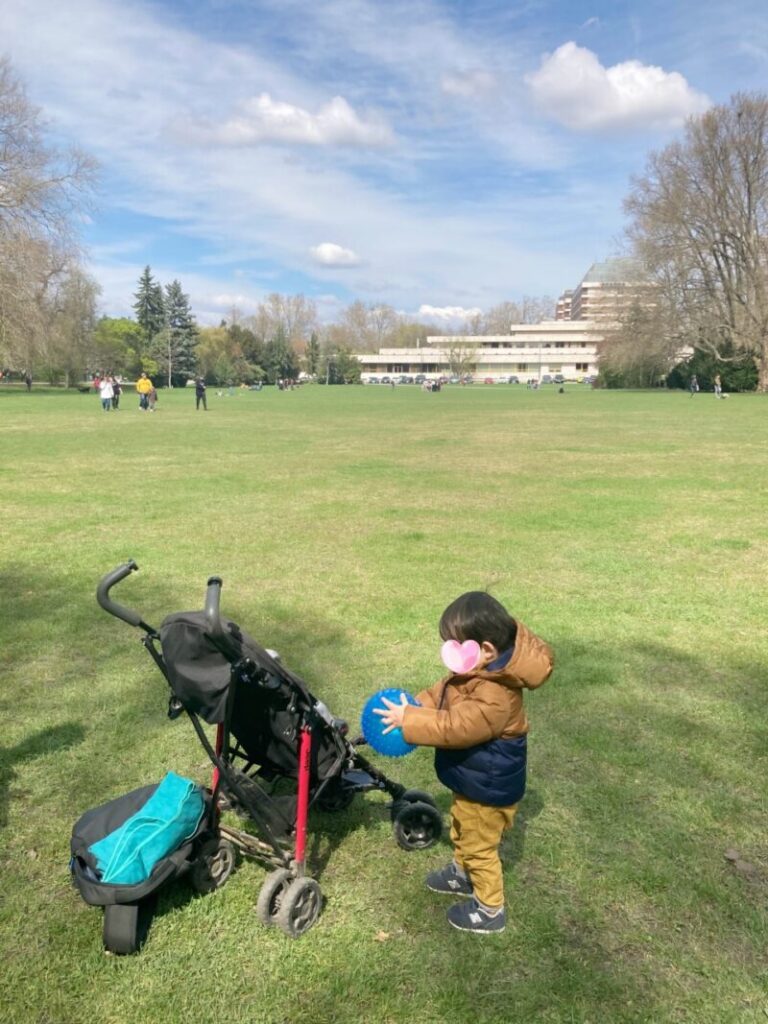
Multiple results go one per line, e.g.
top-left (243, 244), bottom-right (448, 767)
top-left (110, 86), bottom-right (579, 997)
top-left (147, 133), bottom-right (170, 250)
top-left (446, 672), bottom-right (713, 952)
top-left (89, 772), bottom-right (205, 885)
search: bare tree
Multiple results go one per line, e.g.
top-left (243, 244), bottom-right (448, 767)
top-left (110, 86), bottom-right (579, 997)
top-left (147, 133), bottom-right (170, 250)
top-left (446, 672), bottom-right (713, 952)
top-left (0, 57), bottom-right (98, 372)
top-left (338, 300), bottom-right (399, 351)
top-left (483, 301), bottom-right (522, 334)
top-left (625, 93), bottom-right (768, 390)
top-left (597, 298), bottom-right (679, 386)
top-left (442, 337), bottom-right (478, 377)
top-left (462, 297), bottom-right (555, 336)
top-left (258, 293), bottom-right (318, 344)
top-left (45, 267), bottom-right (100, 384)
top-left (0, 59), bottom-right (96, 240)
top-left (520, 295), bottom-right (555, 323)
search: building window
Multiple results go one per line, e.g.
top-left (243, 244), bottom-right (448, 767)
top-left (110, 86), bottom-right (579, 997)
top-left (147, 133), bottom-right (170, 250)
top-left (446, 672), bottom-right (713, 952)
top-left (576, 362), bottom-right (589, 371)
top-left (516, 363), bottom-right (528, 371)
top-left (555, 342), bottom-right (565, 348)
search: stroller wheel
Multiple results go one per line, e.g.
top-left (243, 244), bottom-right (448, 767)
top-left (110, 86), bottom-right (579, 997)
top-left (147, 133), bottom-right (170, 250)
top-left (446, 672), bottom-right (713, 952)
top-left (274, 877), bottom-right (323, 938)
top-left (102, 899), bottom-right (155, 955)
top-left (256, 868), bottom-right (292, 926)
top-left (190, 837), bottom-right (237, 894)
top-left (393, 801), bottom-right (442, 852)
top-left (390, 789), bottom-right (438, 819)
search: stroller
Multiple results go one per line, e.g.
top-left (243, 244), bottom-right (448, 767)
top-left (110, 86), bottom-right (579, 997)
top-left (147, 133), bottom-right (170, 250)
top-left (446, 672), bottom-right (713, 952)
top-left (73, 561), bottom-right (442, 948)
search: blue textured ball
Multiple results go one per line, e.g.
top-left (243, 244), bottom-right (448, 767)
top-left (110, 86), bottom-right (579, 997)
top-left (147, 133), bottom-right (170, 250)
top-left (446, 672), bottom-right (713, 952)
top-left (361, 688), bottom-right (420, 757)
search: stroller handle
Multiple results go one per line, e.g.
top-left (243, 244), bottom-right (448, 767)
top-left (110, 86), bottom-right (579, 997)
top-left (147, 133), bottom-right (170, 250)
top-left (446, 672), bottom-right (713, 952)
top-left (204, 575), bottom-right (238, 657)
top-left (96, 560), bottom-right (144, 628)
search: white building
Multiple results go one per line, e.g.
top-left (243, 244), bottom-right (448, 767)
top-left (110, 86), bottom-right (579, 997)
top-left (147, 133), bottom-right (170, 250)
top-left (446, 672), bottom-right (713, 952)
top-left (356, 320), bottom-right (601, 382)
top-left (558, 257), bottom-right (654, 322)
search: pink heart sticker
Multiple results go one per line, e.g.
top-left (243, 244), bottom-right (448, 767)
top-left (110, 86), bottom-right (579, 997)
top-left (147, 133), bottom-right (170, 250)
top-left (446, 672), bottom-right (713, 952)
top-left (441, 639), bottom-right (481, 674)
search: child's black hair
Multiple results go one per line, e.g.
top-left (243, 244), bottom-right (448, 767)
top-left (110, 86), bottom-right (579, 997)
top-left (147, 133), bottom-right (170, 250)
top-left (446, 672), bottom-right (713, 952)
top-left (439, 591), bottom-right (517, 652)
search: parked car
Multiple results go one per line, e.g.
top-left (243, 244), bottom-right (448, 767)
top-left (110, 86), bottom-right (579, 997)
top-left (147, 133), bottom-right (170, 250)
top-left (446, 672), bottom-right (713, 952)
top-left (367, 376), bottom-right (380, 384)
top-left (414, 374), bottom-right (426, 384)
top-left (448, 376), bottom-right (460, 385)
top-left (381, 375), bottom-right (391, 384)
top-left (483, 377), bottom-right (495, 384)
top-left (398, 375), bottom-right (414, 384)
top-left (541, 374), bottom-right (553, 384)
top-left (507, 375), bottom-right (520, 384)
top-left (553, 374), bottom-right (565, 384)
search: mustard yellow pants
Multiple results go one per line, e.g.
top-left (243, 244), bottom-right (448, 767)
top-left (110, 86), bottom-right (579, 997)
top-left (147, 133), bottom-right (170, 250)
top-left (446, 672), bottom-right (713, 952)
top-left (450, 794), bottom-right (518, 909)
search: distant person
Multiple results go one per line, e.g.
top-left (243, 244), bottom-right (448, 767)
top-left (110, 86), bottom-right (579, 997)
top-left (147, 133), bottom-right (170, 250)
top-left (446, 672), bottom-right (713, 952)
top-left (99, 376), bottom-right (114, 412)
top-left (111, 377), bottom-right (121, 410)
top-left (136, 372), bottom-right (152, 411)
top-left (713, 373), bottom-right (722, 399)
top-left (25, 372), bottom-right (32, 392)
top-left (195, 377), bottom-right (207, 410)
top-left (148, 385), bottom-right (158, 411)
top-left (689, 374), bottom-right (699, 397)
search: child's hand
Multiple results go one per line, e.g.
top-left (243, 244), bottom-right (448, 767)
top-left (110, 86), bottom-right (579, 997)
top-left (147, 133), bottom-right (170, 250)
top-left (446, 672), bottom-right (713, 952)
top-left (372, 693), bottom-right (409, 734)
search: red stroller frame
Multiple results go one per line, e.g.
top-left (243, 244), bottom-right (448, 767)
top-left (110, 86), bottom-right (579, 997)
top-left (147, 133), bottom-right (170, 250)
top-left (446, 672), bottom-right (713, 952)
top-left (96, 562), bottom-right (442, 938)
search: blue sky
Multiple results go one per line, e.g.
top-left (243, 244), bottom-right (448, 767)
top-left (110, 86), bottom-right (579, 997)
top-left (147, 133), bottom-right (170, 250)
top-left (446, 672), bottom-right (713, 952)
top-left (2, 0), bottom-right (766, 326)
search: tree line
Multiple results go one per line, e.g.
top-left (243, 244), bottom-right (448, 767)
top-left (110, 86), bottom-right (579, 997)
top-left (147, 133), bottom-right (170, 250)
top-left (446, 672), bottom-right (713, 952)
top-left (0, 57), bottom-right (98, 385)
top-left (601, 93), bottom-right (768, 392)
top-left (3, 53), bottom-right (767, 391)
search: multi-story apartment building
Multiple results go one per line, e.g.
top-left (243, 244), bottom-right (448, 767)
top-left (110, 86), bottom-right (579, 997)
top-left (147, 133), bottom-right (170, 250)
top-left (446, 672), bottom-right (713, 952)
top-left (356, 320), bottom-right (600, 382)
top-left (555, 290), bottom-right (573, 320)
top-left (557, 257), bottom-right (653, 322)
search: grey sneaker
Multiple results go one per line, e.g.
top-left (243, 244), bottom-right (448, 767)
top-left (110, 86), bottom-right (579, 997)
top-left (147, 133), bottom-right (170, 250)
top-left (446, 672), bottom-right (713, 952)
top-left (426, 863), bottom-right (473, 896)
top-left (447, 898), bottom-right (506, 934)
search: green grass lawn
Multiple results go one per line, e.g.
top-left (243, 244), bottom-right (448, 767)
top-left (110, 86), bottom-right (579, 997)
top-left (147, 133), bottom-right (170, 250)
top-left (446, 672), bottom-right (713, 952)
top-left (1, 383), bottom-right (766, 1024)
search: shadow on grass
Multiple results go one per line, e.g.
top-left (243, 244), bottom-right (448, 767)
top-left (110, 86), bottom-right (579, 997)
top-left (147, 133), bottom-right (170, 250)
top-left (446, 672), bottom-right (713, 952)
top-left (502, 786), bottom-right (545, 868)
top-left (21, 567), bottom-right (766, 1017)
top-left (0, 722), bottom-right (86, 828)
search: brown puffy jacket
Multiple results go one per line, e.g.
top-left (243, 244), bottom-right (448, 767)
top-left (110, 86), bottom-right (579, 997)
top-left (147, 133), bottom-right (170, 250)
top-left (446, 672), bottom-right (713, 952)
top-left (402, 622), bottom-right (554, 749)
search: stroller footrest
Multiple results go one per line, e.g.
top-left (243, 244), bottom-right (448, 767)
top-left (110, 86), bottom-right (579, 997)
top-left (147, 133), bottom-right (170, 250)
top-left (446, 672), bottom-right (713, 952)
top-left (341, 769), bottom-right (377, 790)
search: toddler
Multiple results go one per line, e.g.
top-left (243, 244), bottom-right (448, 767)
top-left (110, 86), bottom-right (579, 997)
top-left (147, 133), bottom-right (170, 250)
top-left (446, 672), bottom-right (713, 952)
top-left (375, 591), bottom-right (553, 933)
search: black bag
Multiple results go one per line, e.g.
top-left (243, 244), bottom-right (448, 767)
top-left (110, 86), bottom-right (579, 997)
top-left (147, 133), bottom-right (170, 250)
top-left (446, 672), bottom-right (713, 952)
top-left (70, 782), bottom-right (211, 954)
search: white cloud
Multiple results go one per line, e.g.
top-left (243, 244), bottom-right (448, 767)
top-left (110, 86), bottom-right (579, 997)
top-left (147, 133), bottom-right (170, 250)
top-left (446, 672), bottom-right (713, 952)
top-left (311, 242), bottom-right (361, 267)
top-left (418, 304), bottom-right (483, 324)
top-left (181, 93), bottom-right (394, 149)
top-left (0, 0), bottom-right (686, 318)
top-left (526, 42), bottom-right (710, 133)
top-left (441, 69), bottom-right (496, 98)
top-left (208, 293), bottom-right (262, 312)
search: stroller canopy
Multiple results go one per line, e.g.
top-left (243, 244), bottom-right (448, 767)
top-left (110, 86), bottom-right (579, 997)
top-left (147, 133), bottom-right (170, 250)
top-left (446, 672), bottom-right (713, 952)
top-left (159, 611), bottom-right (345, 781)
top-left (160, 611), bottom-right (245, 724)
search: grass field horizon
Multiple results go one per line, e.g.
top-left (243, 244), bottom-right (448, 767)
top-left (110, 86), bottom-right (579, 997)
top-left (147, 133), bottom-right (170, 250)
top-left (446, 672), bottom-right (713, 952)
top-left (2, 384), bottom-right (766, 1024)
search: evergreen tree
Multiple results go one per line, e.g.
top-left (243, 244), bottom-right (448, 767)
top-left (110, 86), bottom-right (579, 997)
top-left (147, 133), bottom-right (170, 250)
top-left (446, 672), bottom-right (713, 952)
top-left (163, 279), bottom-right (198, 386)
top-left (132, 266), bottom-right (165, 358)
top-left (320, 345), bottom-right (361, 384)
top-left (305, 331), bottom-right (321, 377)
top-left (264, 324), bottom-right (298, 383)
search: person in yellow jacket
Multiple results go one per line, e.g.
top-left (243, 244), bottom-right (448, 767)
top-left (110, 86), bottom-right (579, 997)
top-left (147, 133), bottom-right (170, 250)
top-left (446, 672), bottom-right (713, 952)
top-left (375, 591), bottom-right (553, 934)
top-left (136, 372), bottom-right (153, 411)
